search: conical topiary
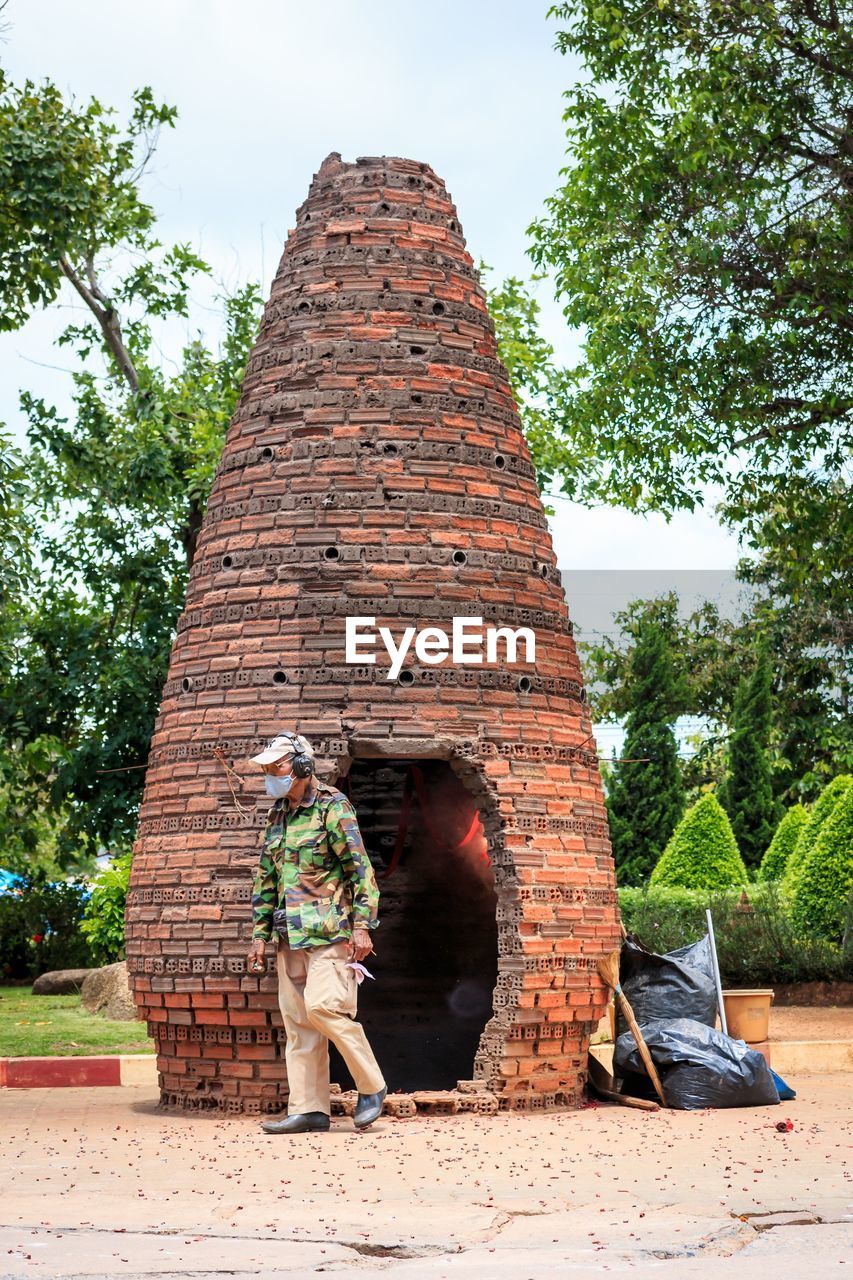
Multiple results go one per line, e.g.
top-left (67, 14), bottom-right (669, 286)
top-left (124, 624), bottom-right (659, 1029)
top-left (758, 803), bottom-right (808, 882)
top-left (790, 784), bottom-right (853, 942)
top-left (650, 793), bottom-right (748, 890)
top-left (782, 775), bottom-right (853, 901)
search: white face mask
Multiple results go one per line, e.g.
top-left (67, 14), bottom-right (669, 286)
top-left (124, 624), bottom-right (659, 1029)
top-left (265, 772), bottom-right (295, 800)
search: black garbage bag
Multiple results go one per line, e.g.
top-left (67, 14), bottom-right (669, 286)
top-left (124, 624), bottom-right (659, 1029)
top-left (614, 1018), bottom-right (780, 1110)
top-left (615, 934), bottom-right (718, 1038)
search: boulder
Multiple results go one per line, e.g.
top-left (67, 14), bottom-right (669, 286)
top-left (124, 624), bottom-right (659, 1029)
top-left (32, 969), bottom-right (95, 996)
top-left (80, 961), bottom-right (138, 1021)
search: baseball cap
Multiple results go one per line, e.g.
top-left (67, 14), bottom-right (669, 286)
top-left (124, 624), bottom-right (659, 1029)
top-left (250, 732), bottom-right (314, 766)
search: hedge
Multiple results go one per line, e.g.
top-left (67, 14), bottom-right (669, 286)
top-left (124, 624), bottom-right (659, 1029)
top-left (758, 803), bottom-right (808, 882)
top-left (650, 793), bottom-right (748, 890)
top-left (619, 883), bottom-right (852, 986)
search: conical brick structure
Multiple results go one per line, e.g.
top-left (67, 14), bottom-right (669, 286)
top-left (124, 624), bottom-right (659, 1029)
top-left (126, 153), bottom-right (620, 1114)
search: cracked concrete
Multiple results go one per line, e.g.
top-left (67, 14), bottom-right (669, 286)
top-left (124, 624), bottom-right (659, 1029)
top-left (1, 1075), bottom-right (849, 1277)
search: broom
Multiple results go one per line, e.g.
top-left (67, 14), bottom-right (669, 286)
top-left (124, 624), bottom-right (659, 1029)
top-left (597, 949), bottom-right (667, 1107)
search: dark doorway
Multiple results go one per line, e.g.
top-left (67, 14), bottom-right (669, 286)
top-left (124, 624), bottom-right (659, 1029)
top-left (329, 758), bottom-right (498, 1092)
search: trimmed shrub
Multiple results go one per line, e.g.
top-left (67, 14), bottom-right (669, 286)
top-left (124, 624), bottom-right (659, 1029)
top-left (619, 883), bottom-right (852, 986)
top-left (790, 785), bottom-right (853, 943)
top-left (80, 851), bottom-right (132, 966)
top-left (758, 804), bottom-right (808, 882)
top-left (782, 775), bottom-right (852, 901)
top-left (650, 793), bottom-right (748, 890)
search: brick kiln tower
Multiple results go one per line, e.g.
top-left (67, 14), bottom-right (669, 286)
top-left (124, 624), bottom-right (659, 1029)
top-left (126, 153), bottom-right (621, 1115)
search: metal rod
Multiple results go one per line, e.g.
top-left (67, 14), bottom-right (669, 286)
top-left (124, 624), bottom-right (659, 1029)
top-left (706, 908), bottom-right (728, 1036)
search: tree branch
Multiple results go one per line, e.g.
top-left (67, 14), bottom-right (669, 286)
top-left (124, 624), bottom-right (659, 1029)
top-left (732, 400), bottom-right (853, 449)
top-left (58, 256), bottom-right (140, 394)
top-left (779, 25), bottom-right (853, 82)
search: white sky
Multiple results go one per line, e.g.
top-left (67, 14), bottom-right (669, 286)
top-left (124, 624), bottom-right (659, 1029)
top-left (0, 0), bottom-right (741, 572)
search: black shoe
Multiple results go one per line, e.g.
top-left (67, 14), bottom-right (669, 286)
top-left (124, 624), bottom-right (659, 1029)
top-left (261, 1111), bottom-right (330, 1134)
top-left (354, 1085), bottom-right (387, 1129)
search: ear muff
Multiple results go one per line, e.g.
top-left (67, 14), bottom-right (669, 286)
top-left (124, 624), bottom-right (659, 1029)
top-left (290, 750), bottom-right (313, 779)
top-left (279, 733), bottom-right (313, 779)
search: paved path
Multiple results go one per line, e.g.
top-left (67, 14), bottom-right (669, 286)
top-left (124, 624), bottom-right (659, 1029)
top-left (1, 1076), bottom-right (850, 1278)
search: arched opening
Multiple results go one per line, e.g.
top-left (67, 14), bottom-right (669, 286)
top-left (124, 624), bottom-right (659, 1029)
top-left (329, 758), bottom-right (498, 1092)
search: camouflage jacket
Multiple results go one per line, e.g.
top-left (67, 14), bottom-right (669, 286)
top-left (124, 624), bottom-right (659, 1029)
top-left (250, 780), bottom-right (380, 949)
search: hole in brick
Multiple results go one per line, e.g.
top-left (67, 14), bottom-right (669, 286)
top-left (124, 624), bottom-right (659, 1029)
top-left (380, 202), bottom-right (390, 212)
top-left (272, 670), bottom-right (288, 685)
top-left (397, 670), bottom-right (415, 686)
top-left (412, 394), bottom-right (423, 404)
top-left (334, 757), bottom-right (498, 1092)
top-left (221, 554), bottom-right (234, 569)
top-left (323, 546), bottom-right (340, 560)
top-left (452, 550), bottom-right (468, 566)
top-left (516, 675), bottom-right (532, 694)
top-left (540, 563), bottom-right (550, 578)
top-left (382, 443), bottom-right (398, 456)
top-left (410, 345), bottom-right (425, 355)
top-left (297, 300), bottom-right (310, 313)
top-left (260, 446), bottom-right (274, 461)
top-left (494, 453), bottom-right (507, 470)
top-left (432, 301), bottom-right (446, 316)
top-left (181, 677), bottom-right (192, 694)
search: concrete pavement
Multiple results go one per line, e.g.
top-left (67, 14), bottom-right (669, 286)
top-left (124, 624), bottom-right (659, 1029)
top-left (0, 1075), bottom-right (850, 1278)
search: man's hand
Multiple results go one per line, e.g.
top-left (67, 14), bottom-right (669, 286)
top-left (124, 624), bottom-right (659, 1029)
top-left (247, 938), bottom-right (266, 974)
top-left (348, 928), bottom-right (374, 963)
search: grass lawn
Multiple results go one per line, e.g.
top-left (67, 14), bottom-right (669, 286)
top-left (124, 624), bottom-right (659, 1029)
top-left (0, 986), bottom-right (154, 1057)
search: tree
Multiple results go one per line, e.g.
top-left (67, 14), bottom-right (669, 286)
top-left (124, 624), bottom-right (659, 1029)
top-left (524, 0), bottom-right (851, 564)
top-left (605, 619), bottom-right (686, 884)
top-left (578, 584), bottom-right (851, 808)
top-left (0, 74), bottom-right (262, 862)
top-left (758, 803), bottom-right (808, 882)
top-left (782, 773), bottom-right (853, 900)
top-left (651, 793), bottom-right (748, 890)
top-left (720, 638), bottom-right (780, 869)
top-left (791, 784), bottom-right (853, 943)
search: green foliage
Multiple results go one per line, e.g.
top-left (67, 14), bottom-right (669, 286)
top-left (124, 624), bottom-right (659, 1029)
top-left (758, 803), bottom-right (808, 883)
top-left (782, 774), bottom-right (852, 901)
top-left (651, 793), bottom-right (748, 890)
top-left (80, 853), bottom-right (131, 965)
top-left (791, 785), bottom-right (853, 943)
top-left (579, 586), bottom-right (852, 808)
top-left (0, 76), bottom-right (177, 331)
top-left (482, 267), bottom-right (572, 505)
top-left (605, 619), bottom-right (685, 884)
top-left (719, 638), bottom-right (780, 868)
top-left (0, 71), bottom-right (262, 860)
top-left (525, 3), bottom-right (852, 565)
top-left (0, 875), bottom-right (93, 980)
top-left (619, 882), bottom-right (852, 986)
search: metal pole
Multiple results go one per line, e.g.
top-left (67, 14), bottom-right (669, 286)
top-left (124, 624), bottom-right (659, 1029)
top-left (706, 908), bottom-right (728, 1036)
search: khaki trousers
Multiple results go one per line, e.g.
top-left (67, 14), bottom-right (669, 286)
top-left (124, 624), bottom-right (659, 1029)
top-left (276, 938), bottom-right (385, 1115)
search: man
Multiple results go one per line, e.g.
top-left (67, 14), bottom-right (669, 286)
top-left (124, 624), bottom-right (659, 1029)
top-left (246, 731), bottom-right (387, 1134)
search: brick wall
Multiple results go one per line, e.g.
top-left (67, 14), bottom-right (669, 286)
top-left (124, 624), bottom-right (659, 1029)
top-left (126, 152), bottom-right (621, 1114)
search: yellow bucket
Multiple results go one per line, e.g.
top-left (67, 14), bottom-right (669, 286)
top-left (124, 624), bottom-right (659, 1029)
top-left (722, 989), bottom-right (775, 1043)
